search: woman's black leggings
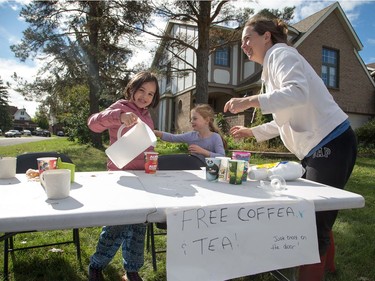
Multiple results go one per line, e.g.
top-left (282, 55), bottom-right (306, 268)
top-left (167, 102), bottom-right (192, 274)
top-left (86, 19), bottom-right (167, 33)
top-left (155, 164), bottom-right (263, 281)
top-left (301, 126), bottom-right (357, 256)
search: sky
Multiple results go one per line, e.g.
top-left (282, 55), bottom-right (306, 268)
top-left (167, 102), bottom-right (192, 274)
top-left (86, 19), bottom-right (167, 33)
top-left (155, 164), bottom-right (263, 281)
top-left (0, 0), bottom-right (374, 118)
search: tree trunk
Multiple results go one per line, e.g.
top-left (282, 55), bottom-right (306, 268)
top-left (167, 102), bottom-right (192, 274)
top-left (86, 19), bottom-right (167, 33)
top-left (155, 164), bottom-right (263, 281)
top-left (195, 1), bottom-right (211, 105)
top-left (87, 2), bottom-right (103, 148)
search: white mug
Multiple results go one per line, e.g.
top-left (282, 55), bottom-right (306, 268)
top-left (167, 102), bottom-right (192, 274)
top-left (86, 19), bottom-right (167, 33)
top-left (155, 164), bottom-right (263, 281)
top-left (41, 169), bottom-right (71, 199)
top-left (0, 157), bottom-right (17, 178)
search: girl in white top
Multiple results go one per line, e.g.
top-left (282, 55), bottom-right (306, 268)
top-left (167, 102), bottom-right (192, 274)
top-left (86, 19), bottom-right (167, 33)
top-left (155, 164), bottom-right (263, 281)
top-left (224, 14), bottom-right (357, 281)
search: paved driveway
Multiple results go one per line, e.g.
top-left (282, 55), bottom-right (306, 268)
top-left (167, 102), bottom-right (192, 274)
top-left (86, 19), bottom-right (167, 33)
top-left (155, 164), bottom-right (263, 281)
top-left (0, 136), bottom-right (54, 147)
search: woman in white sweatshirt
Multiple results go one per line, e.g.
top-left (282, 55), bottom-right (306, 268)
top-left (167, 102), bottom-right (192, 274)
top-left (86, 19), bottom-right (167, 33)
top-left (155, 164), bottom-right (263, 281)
top-left (224, 14), bottom-right (357, 281)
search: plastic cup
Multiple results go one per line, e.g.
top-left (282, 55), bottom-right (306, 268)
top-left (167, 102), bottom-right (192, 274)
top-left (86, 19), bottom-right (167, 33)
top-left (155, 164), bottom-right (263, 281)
top-left (57, 160), bottom-right (75, 182)
top-left (144, 152), bottom-right (159, 174)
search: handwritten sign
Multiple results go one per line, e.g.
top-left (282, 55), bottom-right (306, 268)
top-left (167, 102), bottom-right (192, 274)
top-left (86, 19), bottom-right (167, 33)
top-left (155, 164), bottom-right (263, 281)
top-left (166, 200), bottom-right (319, 281)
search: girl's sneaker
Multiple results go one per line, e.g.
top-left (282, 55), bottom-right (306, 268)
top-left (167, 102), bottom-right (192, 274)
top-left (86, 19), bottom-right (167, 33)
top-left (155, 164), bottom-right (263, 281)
top-left (88, 265), bottom-right (104, 281)
top-left (122, 272), bottom-right (143, 281)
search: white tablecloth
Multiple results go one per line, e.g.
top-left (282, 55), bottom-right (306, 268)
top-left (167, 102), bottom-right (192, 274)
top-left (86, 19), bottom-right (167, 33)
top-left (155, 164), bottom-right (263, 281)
top-left (0, 170), bottom-right (365, 233)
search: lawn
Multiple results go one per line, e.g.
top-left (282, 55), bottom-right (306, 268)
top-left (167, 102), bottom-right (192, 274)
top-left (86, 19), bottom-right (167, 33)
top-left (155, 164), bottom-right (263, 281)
top-left (0, 138), bottom-right (374, 281)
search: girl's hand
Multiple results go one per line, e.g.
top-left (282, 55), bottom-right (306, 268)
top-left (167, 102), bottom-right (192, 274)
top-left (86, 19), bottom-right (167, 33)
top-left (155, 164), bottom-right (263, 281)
top-left (120, 112), bottom-right (138, 127)
top-left (188, 144), bottom-right (208, 157)
top-left (154, 130), bottom-right (162, 138)
top-left (229, 126), bottom-right (253, 139)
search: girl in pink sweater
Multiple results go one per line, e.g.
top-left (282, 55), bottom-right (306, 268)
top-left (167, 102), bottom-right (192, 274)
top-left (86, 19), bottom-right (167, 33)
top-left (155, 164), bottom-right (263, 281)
top-left (88, 71), bottom-right (160, 281)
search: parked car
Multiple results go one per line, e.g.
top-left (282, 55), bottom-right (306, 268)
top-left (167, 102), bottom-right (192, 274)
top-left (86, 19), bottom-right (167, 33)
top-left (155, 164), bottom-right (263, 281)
top-left (34, 129), bottom-right (51, 137)
top-left (56, 131), bottom-right (65, 136)
top-left (5, 130), bottom-right (22, 137)
top-left (22, 130), bottom-right (32, 136)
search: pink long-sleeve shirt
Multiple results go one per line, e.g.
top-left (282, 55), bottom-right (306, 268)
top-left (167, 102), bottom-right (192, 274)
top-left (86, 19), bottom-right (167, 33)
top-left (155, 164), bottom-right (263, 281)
top-left (87, 99), bottom-right (155, 171)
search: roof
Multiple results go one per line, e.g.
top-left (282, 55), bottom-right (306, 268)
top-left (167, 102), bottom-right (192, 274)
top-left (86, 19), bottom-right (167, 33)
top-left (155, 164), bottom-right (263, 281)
top-left (292, 2), bottom-right (363, 51)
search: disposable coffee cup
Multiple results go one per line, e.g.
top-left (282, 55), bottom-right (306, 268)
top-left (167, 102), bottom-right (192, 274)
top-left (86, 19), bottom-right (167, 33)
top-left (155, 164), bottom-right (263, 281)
top-left (232, 151), bottom-right (251, 182)
top-left (0, 157), bottom-right (17, 178)
top-left (144, 152), bottom-right (159, 174)
top-left (228, 160), bottom-right (245, 185)
top-left (41, 169), bottom-right (71, 199)
top-left (37, 157), bottom-right (57, 175)
top-left (216, 156), bottom-right (231, 182)
top-left (205, 157), bottom-right (221, 182)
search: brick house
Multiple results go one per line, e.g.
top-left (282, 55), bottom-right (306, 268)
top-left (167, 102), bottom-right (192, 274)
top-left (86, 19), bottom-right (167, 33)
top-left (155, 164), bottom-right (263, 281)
top-left (151, 2), bottom-right (375, 133)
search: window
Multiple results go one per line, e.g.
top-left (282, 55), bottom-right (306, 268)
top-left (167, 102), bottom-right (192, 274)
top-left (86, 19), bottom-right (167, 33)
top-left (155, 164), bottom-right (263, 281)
top-left (214, 46), bottom-right (230, 67)
top-left (321, 48), bottom-right (338, 88)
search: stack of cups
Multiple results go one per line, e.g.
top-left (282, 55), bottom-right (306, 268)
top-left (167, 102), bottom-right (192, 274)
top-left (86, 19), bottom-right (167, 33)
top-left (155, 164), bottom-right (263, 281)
top-left (231, 151), bottom-right (251, 182)
top-left (144, 152), bottom-right (159, 174)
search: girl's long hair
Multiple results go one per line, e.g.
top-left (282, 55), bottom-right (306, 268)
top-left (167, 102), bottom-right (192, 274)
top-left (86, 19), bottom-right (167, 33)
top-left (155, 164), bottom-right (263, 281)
top-left (192, 104), bottom-right (227, 149)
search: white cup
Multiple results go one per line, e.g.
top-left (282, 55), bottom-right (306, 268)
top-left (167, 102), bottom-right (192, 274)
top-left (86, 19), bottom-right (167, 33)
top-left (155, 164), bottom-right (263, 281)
top-left (41, 169), bottom-right (71, 199)
top-left (0, 157), bottom-right (17, 178)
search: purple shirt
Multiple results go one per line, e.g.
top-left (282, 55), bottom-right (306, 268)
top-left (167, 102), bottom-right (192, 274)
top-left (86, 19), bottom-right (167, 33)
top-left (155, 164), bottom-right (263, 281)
top-left (161, 131), bottom-right (225, 162)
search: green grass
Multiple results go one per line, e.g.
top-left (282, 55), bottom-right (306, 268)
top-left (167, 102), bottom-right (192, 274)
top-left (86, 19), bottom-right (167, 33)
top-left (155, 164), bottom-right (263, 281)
top-left (0, 138), bottom-right (374, 281)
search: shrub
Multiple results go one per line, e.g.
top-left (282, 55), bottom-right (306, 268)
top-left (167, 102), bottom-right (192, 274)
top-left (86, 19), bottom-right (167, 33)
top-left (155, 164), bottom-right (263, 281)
top-left (355, 118), bottom-right (375, 155)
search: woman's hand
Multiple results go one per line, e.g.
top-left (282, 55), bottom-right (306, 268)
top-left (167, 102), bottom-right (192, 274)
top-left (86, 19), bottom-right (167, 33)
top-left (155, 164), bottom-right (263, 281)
top-left (223, 95), bottom-right (259, 114)
top-left (120, 112), bottom-right (138, 127)
top-left (229, 126), bottom-right (253, 139)
top-left (188, 144), bottom-right (208, 157)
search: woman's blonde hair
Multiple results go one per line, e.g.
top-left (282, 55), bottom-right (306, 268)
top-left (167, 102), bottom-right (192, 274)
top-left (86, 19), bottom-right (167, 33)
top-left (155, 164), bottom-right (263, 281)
top-left (192, 104), bottom-right (227, 149)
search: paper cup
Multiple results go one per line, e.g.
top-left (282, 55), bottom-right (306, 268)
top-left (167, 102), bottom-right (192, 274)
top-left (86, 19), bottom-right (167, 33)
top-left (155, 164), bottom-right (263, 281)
top-left (232, 151), bottom-right (251, 182)
top-left (228, 160), bottom-right (245, 185)
top-left (216, 156), bottom-right (231, 182)
top-left (37, 157), bottom-right (57, 174)
top-left (205, 157), bottom-right (221, 182)
top-left (41, 169), bottom-right (71, 199)
top-left (144, 152), bottom-right (159, 174)
top-left (0, 157), bottom-right (17, 178)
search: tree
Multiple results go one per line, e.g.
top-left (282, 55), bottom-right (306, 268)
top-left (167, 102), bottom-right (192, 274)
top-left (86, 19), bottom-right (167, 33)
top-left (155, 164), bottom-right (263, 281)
top-left (11, 1), bottom-right (153, 147)
top-left (145, 0), bottom-right (254, 104)
top-left (0, 77), bottom-right (13, 131)
top-left (145, 1), bottom-right (294, 104)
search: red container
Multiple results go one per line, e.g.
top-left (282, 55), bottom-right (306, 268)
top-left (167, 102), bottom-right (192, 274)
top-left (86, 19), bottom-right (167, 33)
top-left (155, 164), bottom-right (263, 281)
top-left (144, 152), bottom-right (159, 174)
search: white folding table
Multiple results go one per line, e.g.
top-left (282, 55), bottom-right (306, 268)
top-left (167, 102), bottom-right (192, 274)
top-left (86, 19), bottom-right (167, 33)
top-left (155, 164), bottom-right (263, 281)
top-left (0, 170), bottom-right (365, 281)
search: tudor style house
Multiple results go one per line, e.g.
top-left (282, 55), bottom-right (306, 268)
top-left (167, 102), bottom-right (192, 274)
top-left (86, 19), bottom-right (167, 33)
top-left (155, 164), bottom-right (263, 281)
top-left (151, 2), bottom-right (375, 134)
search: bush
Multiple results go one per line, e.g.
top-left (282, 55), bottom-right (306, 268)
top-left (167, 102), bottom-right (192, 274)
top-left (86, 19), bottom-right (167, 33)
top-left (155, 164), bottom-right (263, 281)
top-left (355, 118), bottom-right (375, 147)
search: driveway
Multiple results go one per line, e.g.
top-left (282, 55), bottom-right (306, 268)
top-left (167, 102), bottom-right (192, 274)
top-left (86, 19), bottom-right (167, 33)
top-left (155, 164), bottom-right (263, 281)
top-left (0, 136), bottom-right (54, 147)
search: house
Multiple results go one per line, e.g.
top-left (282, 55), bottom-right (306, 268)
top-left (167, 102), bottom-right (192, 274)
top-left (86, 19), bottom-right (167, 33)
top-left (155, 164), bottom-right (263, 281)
top-left (8, 106), bottom-right (37, 131)
top-left (151, 2), bottom-right (375, 133)
top-left (368, 63), bottom-right (375, 82)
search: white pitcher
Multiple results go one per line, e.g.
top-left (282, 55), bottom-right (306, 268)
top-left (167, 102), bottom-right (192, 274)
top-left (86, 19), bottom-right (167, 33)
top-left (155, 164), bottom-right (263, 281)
top-left (105, 119), bottom-right (157, 169)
